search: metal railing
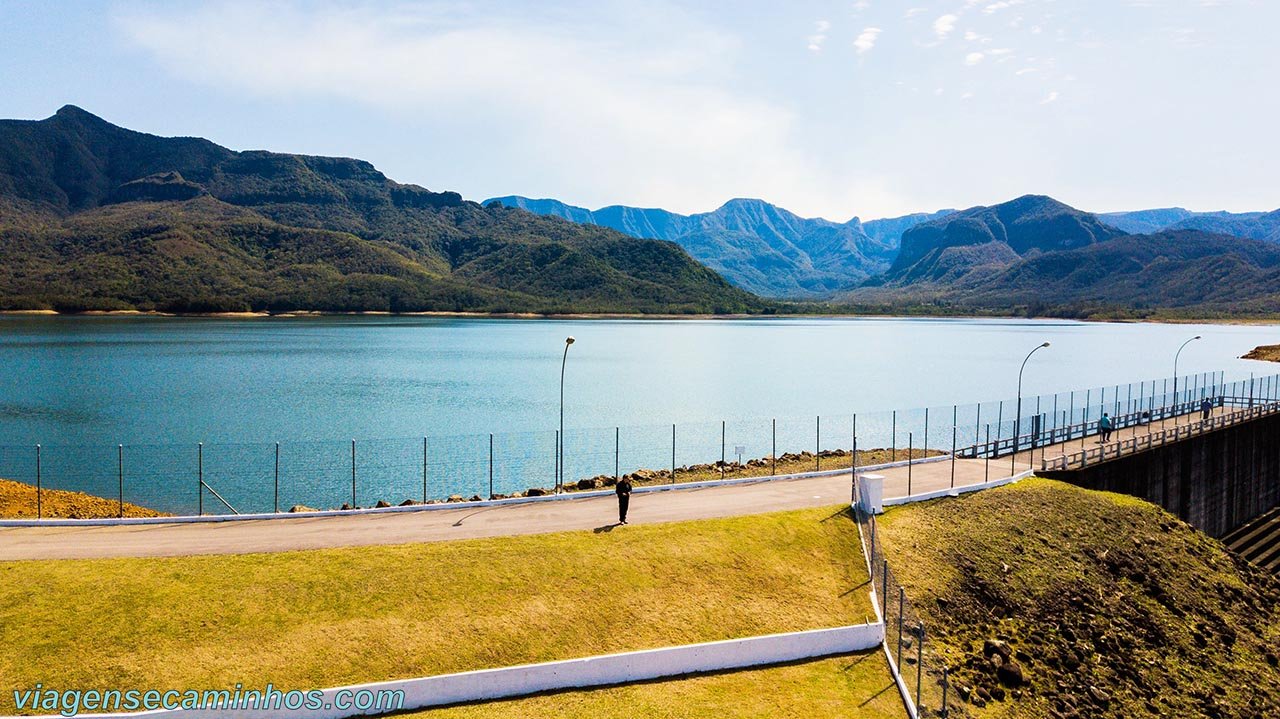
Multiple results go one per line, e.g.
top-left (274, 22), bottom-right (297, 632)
top-left (1041, 400), bottom-right (1280, 472)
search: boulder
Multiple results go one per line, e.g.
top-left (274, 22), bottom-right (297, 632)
top-left (468, 495), bottom-right (483, 502)
top-left (374, 500), bottom-right (392, 508)
top-left (984, 638), bottom-right (1013, 660)
top-left (287, 504), bottom-right (318, 513)
top-left (446, 494), bottom-right (465, 503)
top-left (525, 487), bottom-right (547, 497)
top-left (399, 499), bottom-right (416, 506)
top-left (576, 478), bottom-right (600, 490)
top-left (997, 660), bottom-right (1025, 687)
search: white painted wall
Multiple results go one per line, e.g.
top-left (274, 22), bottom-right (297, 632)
top-left (9, 624), bottom-right (883, 719)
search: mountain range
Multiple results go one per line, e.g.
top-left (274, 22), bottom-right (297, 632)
top-left (485, 195), bottom-right (952, 298)
top-left (3, 106), bottom-right (1279, 319)
top-left (1100, 208), bottom-right (1280, 241)
top-left (845, 196), bottom-right (1280, 317)
top-left (0, 106), bottom-right (763, 314)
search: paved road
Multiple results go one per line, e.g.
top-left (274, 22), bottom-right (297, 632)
top-left (0, 411), bottom-right (1210, 561)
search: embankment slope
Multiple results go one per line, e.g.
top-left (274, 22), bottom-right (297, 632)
top-left (878, 478), bottom-right (1280, 719)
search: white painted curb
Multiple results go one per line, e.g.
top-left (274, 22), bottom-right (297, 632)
top-left (6, 624), bottom-right (883, 719)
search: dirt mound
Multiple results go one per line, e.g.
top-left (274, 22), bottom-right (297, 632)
top-left (0, 478), bottom-right (167, 519)
top-left (879, 478), bottom-right (1280, 719)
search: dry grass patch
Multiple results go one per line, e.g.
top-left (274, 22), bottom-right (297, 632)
top-left (407, 654), bottom-right (905, 719)
top-left (0, 478), bottom-right (166, 519)
top-left (0, 505), bottom-right (869, 714)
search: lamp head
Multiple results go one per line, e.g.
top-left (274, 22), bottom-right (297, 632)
top-left (1193, 335), bottom-right (1202, 340)
top-left (565, 336), bottom-right (576, 345)
top-left (1041, 342), bottom-right (1051, 348)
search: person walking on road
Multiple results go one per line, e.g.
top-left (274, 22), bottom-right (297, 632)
top-left (615, 476), bottom-right (633, 525)
top-left (1099, 413), bottom-right (1113, 443)
top-left (1200, 398), bottom-right (1213, 421)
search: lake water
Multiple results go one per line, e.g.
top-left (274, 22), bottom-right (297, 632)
top-left (2, 315), bottom-right (1277, 513)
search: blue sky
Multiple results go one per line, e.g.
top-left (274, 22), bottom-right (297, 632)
top-left (1, 0), bottom-right (1276, 219)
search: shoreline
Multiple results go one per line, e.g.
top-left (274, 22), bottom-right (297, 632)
top-left (2, 308), bottom-right (1279, 325)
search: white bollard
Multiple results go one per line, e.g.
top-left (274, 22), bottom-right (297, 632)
top-left (858, 474), bottom-right (885, 515)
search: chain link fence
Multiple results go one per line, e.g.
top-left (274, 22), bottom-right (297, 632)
top-left (4, 371), bottom-right (1274, 518)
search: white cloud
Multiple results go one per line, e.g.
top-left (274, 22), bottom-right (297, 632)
top-left (1015, 66), bottom-right (1038, 75)
top-left (984, 0), bottom-right (1024, 14)
top-left (854, 27), bottom-right (882, 54)
top-left (853, 1), bottom-right (871, 11)
top-left (904, 7), bottom-right (927, 18)
top-left (1041, 90), bottom-right (1060, 104)
top-left (933, 14), bottom-right (959, 39)
top-left (114, 2), bottom-right (865, 215)
top-left (808, 19), bottom-right (831, 52)
top-left (965, 51), bottom-right (985, 65)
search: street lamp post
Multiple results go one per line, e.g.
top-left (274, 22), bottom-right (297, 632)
top-left (1172, 336), bottom-right (1201, 425)
top-left (558, 336), bottom-right (575, 492)
top-left (1014, 342), bottom-right (1051, 457)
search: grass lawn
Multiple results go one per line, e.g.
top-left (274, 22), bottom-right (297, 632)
top-left (408, 654), bottom-right (905, 719)
top-left (0, 506), bottom-right (872, 714)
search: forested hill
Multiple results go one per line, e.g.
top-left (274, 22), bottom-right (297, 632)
top-left (0, 106), bottom-right (766, 314)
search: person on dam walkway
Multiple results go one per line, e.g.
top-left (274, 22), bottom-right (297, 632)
top-left (616, 476), bottom-right (633, 525)
top-left (1201, 398), bottom-right (1213, 421)
top-left (1098, 413), bottom-right (1113, 443)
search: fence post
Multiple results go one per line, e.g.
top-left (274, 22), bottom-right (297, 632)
top-left (117, 444), bottom-right (124, 519)
top-left (815, 415), bottom-right (821, 472)
top-left (985, 425), bottom-right (991, 482)
top-left (941, 666), bottom-right (950, 718)
top-left (554, 430), bottom-right (559, 492)
top-left (891, 410), bottom-right (897, 462)
top-left (772, 419), bottom-right (777, 476)
top-left (35, 444), bottom-right (42, 519)
top-left (197, 442), bottom-right (203, 516)
top-left (950, 422), bottom-right (957, 488)
top-left (896, 587), bottom-right (905, 666)
top-left (851, 434), bottom-right (859, 504)
top-left (671, 423), bottom-right (676, 484)
top-left (881, 560), bottom-right (889, 620)
top-left (615, 427), bottom-right (620, 484)
top-left (907, 432), bottom-right (913, 495)
top-left (351, 439), bottom-right (356, 508)
top-left (923, 407), bottom-right (929, 461)
top-left (488, 433), bottom-right (494, 499)
top-left (917, 621), bottom-right (925, 709)
top-left (721, 420), bottom-right (726, 479)
top-left (996, 400), bottom-right (1004, 455)
top-left (274, 442), bottom-right (280, 514)
top-left (423, 437), bottom-right (428, 503)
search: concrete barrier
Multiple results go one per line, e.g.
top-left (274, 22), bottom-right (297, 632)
top-left (7, 624), bottom-right (883, 719)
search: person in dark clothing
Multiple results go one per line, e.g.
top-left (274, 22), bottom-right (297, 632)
top-left (1099, 413), bottom-right (1113, 443)
top-left (615, 476), bottom-right (633, 524)
top-left (1200, 398), bottom-right (1213, 421)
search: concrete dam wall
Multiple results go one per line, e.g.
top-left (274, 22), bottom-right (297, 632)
top-left (1042, 412), bottom-right (1280, 538)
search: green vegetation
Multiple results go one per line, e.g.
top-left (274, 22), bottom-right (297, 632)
top-left (407, 654), bottom-right (905, 719)
top-left (876, 478), bottom-right (1280, 719)
top-left (0, 506), bottom-right (871, 714)
top-left (0, 478), bottom-right (165, 519)
top-left (0, 107), bottom-right (765, 315)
